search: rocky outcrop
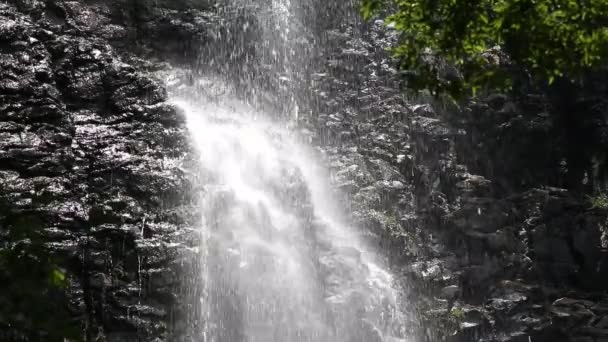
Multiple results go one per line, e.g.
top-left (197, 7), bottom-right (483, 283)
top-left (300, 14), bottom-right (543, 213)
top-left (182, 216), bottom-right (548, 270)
top-left (301, 8), bottom-right (608, 342)
top-left (0, 2), bottom-right (200, 340)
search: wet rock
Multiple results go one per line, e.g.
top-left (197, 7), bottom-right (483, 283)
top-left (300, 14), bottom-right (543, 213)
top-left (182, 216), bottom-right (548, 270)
top-left (0, 2), bottom-right (196, 340)
top-left (451, 197), bottom-right (512, 233)
top-left (441, 285), bottom-right (461, 299)
top-left (302, 2), bottom-right (608, 342)
top-left (551, 298), bottom-right (596, 324)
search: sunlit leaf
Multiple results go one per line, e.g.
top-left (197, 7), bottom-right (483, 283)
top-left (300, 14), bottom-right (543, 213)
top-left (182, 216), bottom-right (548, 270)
top-left (50, 268), bottom-right (67, 288)
top-left (363, 0), bottom-right (608, 97)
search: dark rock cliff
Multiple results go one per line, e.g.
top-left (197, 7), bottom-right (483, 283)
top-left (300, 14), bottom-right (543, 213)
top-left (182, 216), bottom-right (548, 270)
top-left (0, 1), bottom-right (203, 340)
top-left (301, 8), bottom-right (608, 342)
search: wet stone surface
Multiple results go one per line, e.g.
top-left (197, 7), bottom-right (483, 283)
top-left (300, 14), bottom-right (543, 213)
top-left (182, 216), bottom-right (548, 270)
top-left (298, 5), bottom-right (608, 342)
top-left (0, 1), bottom-right (201, 340)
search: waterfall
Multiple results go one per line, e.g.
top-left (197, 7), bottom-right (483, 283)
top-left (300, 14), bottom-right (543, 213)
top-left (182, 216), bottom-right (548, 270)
top-left (167, 1), bottom-right (412, 341)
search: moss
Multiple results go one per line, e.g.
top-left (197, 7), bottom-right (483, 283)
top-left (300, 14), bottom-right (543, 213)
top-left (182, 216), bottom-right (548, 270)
top-left (588, 193), bottom-right (608, 210)
top-left (450, 307), bottom-right (466, 320)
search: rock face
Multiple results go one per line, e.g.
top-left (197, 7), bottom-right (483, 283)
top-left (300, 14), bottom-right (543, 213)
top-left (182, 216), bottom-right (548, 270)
top-left (298, 4), bottom-right (608, 342)
top-left (0, 1), bottom-right (200, 340)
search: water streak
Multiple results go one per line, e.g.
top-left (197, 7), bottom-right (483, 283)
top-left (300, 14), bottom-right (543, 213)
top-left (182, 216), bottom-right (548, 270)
top-left (167, 0), bottom-right (411, 340)
top-left (168, 74), bottom-right (409, 341)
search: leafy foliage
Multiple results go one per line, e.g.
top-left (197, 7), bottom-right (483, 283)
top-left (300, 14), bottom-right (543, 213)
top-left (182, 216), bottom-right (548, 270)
top-left (361, 0), bottom-right (608, 96)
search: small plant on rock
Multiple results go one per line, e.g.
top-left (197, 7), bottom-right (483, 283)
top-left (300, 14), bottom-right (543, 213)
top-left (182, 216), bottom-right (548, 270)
top-left (588, 193), bottom-right (608, 210)
top-left (450, 307), bottom-right (466, 320)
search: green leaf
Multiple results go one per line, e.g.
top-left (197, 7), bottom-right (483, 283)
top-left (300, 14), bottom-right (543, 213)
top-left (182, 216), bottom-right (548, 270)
top-left (50, 268), bottom-right (67, 288)
top-left (361, 0), bottom-right (608, 97)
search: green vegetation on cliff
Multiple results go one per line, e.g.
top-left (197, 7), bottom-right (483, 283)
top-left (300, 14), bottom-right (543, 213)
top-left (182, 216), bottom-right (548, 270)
top-left (361, 0), bottom-right (608, 96)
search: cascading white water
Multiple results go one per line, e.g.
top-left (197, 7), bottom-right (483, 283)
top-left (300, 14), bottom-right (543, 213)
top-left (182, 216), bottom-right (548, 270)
top-left (168, 0), bottom-right (412, 340)
top-left (168, 75), bottom-right (409, 342)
